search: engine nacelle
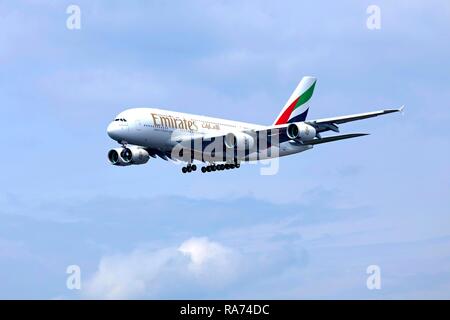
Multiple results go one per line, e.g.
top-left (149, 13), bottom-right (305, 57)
top-left (108, 147), bottom-right (150, 166)
top-left (224, 132), bottom-right (255, 150)
top-left (286, 122), bottom-right (316, 141)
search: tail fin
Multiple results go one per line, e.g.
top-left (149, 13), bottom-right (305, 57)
top-left (273, 76), bottom-right (316, 125)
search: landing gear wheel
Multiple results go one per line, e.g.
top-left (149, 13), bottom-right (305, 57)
top-left (206, 166), bottom-right (212, 172)
top-left (182, 167), bottom-right (187, 173)
top-left (191, 164), bottom-right (197, 171)
top-left (201, 166), bottom-right (206, 173)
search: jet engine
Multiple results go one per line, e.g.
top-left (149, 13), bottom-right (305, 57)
top-left (107, 147), bottom-right (150, 166)
top-left (286, 122), bottom-right (316, 141)
top-left (224, 132), bottom-right (256, 150)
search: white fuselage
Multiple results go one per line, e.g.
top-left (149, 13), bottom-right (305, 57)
top-left (107, 108), bottom-right (312, 161)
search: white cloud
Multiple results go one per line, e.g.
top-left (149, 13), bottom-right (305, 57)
top-left (84, 237), bottom-right (240, 299)
top-left (178, 237), bottom-right (238, 280)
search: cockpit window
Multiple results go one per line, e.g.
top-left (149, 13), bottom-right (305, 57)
top-left (114, 118), bottom-right (127, 122)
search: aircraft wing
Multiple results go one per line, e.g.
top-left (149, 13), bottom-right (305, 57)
top-left (306, 106), bottom-right (404, 133)
top-left (171, 106), bottom-right (403, 156)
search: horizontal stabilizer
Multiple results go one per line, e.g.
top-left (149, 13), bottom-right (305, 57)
top-left (302, 133), bottom-right (369, 145)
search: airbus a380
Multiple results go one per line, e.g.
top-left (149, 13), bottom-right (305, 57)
top-left (107, 76), bottom-right (403, 174)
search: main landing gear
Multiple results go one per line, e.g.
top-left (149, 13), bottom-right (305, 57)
top-left (181, 164), bottom-right (197, 173)
top-left (181, 162), bottom-right (241, 174)
top-left (201, 163), bottom-right (240, 173)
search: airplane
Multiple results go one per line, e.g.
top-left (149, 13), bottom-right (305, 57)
top-left (106, 76), bottom-right (403, 174)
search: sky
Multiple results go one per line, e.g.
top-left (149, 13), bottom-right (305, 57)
top-left (0, 0), bottom-right (449, 299)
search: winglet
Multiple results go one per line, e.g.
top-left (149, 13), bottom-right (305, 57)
top-left (399, 105), bottom-right (405, 115)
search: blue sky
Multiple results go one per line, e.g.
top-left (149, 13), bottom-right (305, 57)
top-left (0, 0), bottom-right (449, 299)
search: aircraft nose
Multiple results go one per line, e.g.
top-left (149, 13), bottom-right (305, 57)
top-left (107, 122), bottom-right (119, 140)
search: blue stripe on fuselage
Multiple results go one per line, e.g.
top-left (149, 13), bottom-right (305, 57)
top-left (288, 109), bottom-right (308, 123)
